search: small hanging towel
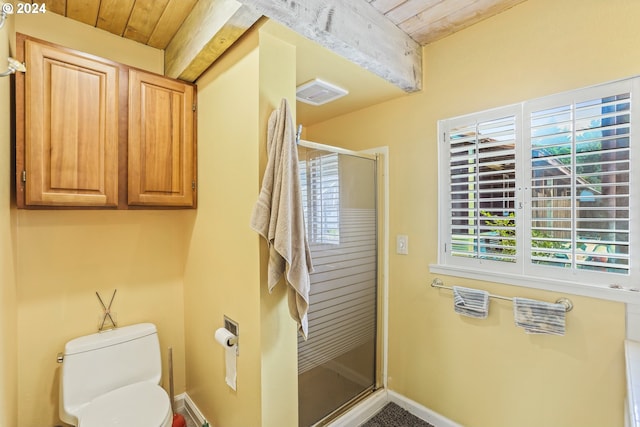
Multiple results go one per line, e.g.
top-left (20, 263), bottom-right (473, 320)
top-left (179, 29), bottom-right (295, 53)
top-left (513, 297), bottom-right (566, 335)
top-left (453, 286), bottom-right (490, 319)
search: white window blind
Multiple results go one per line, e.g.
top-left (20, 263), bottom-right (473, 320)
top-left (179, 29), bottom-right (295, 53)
top-left (437, 77), bottom-right (639, 294)
top-left (300, 151), bottom-right (340, 245)
top-left (528, 90), bottom-right (631, 275)
top-left (448, 113), bottom-right (517, 263)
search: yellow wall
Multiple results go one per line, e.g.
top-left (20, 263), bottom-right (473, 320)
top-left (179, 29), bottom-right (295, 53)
top-left (13, 13), bottom-right (192, 427)
top-left (307, 0), bottom-right (632, 426)
top-left (183, 22), bottom-right (298, 427)
top-left (0, 12), bottom-right (18, 427)
top-left (257, 28), bottom-right (298, 427)
top-left (183, 26), bottom-right (263, 427)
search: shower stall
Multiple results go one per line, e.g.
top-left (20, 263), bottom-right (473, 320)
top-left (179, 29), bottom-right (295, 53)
top-left (297, 141), bottom-right (380, 427)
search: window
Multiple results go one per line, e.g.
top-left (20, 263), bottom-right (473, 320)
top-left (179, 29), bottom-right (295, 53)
top-left (300, 151), bottom-right (340, 245)
top-left (447, 109), bottom-right (518, 265)
top-left (527, 92), bottom-right (630, 276)
top-left (435, 78), bottom-right (640, 297)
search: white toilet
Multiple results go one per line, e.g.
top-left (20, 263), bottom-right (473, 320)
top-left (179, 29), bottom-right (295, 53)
top-left (59, 323), bottom-right (172, 427)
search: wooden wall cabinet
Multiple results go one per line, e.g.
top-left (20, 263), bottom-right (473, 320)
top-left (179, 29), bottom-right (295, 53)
top-left (128, 70), bottom-right (195, 207)
top-left (15, 35), bottom-right (197, 209)
top-left (21, 38), bottom-right (119, 207)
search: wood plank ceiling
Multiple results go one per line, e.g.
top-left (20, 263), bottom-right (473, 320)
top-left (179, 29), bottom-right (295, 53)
top-left (41, 0), bottom-right (199, 49)
top-left (368, 0), bottom-right (526, 45)
top-left (32, 0), bottom-right (526, 87)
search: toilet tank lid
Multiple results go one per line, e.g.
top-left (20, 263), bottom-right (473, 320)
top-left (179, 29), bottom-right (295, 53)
top-left (64, 323), bottom-right (158, 355)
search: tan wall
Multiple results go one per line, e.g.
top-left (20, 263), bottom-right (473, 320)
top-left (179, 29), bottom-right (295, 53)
top-left (183, 22), bottom-right (298, 427)
top-left (13, 13), bottom-right (191, 427)
top-left (0, 12), bottom-right (18, 427)
top-left (307, 0), bottom-right (633, 426)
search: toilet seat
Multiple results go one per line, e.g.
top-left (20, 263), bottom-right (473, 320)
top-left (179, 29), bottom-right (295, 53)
top-left (78, 382), bottom-right (172, 427)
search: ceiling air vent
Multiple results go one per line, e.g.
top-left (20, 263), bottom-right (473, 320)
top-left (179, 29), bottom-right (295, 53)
top-left (296, 78), bottom-right (348, 106)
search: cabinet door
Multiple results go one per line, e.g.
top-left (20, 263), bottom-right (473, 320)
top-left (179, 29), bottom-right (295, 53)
top-left (24, 39), bottom-right (119, 206)
top-left (128, 69), bottom-right (196, 207)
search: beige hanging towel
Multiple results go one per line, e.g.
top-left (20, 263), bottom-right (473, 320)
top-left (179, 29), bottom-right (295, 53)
top-left (250, 98), bottom-right (313, 339)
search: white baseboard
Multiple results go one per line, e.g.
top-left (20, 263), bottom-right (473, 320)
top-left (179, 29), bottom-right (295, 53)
top-left (175, 392), bottom-right (207, 427)
top-left (387, 390), bottom-right (464, 427)
top-left (176, 389), bottom-right (462, 427)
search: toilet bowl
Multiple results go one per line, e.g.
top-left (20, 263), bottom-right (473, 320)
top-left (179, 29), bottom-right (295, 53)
top-left (78, 382), bottom-right (171, 427)
top-left (59, 323), bottom-right (173, 427)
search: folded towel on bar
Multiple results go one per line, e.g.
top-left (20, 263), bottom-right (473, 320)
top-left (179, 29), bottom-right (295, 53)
top-left (453, 286), bottom-right (490, 319)
top-left (513, 297), bottom-right (565, 335)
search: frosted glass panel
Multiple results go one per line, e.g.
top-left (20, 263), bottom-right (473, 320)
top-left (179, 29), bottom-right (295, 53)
top-left (297, 148), bottom-right (377, 426)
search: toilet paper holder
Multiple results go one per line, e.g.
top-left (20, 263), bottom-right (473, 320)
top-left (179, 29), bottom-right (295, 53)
top-left (224, 315), bottom-right (239, 355)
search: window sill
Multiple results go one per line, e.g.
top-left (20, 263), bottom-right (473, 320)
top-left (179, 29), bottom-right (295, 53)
top-left (429, 263), bottom-right (640, 304)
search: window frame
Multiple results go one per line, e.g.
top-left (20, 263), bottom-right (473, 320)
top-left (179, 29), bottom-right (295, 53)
top-left (439, 105), bottom-right (522, 275)
top-left (431, 77), bottom-right (640, 303)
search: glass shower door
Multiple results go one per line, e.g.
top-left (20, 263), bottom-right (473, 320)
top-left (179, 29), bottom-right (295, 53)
top-left (297, 147), bottom-right (378, 427)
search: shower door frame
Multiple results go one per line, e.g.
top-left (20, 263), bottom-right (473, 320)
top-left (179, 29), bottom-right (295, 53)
top-left (297, 139), bottom-right (389, 424)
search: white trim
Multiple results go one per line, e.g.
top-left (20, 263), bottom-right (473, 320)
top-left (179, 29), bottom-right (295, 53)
top-left (387, 390), bottom-right (465, 427)
top-left (175, 392), bottom-right (206, 427)
top-left (178, 388), bottom-right (462, 427)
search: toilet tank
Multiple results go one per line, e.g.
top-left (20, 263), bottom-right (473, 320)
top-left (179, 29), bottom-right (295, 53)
top-left (60, 323), bottom-right (163, 422)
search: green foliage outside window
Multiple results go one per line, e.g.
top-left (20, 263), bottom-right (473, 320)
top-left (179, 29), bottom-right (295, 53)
top-left (481, 210), bottom-right (565, 258)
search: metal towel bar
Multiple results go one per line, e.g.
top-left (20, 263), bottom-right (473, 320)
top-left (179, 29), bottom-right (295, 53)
top-left (430, 278), bottom-right (573, 312)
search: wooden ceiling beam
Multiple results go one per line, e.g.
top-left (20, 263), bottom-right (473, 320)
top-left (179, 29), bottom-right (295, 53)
top-left (164, 0), bottom-right (261, 82)
top-left (236, 0), bottom-right (422, 92)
